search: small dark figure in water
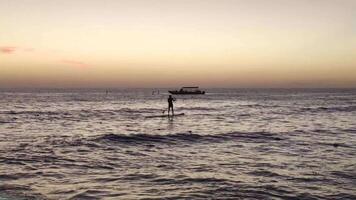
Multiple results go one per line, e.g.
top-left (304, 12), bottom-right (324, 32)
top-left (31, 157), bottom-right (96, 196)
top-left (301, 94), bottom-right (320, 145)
top-left (167, 95), bottom-right (176, 116)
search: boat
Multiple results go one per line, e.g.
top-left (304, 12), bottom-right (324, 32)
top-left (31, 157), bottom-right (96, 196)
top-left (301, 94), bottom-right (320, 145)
top-left (169, 87), bottom-right (205, 95)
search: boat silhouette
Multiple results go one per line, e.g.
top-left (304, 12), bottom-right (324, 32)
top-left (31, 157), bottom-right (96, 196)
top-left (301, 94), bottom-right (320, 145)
top-left (169, 87), bottom-right (205, 95)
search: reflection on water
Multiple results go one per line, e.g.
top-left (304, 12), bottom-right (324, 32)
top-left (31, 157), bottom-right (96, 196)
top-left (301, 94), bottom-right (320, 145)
top-left (0, 88), bottom-right (355, 199)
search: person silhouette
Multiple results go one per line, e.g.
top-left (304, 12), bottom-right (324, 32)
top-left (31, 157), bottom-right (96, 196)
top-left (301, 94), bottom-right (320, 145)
top-left (167, 95), bottom-right (176, 116)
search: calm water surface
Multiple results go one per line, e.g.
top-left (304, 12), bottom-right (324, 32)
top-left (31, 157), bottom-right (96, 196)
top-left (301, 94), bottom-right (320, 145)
top-left (0, 89), bottom-right (355, 199)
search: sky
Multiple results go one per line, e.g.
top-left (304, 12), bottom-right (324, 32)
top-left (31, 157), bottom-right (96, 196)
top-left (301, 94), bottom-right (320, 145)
top-left (0, 0), bottom-right (355, 88)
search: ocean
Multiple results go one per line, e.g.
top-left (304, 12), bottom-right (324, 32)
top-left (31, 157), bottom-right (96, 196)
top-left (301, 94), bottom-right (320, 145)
top-left (0, 88), bottom-right (355, 200)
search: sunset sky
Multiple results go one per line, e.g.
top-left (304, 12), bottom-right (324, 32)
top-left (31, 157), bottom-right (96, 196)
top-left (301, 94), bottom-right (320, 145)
top-left (1, 0), bottom-right (355, 88)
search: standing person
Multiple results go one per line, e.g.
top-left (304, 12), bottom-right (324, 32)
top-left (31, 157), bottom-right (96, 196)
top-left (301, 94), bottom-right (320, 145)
top-left (167, 95), bottom-right (176, 116)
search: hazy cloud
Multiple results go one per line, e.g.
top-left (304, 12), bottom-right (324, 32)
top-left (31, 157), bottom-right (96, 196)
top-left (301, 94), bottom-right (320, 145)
top-left (0, 46), bottom-right (17, 54)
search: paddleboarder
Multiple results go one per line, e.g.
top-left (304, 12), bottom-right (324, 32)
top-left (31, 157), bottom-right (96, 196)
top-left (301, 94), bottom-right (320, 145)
top-left (168, 95), bottom-right (176, 116)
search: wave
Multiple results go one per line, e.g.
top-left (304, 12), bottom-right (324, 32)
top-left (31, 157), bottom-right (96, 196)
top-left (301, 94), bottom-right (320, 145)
top-left (301, 105), bottom-right (356, 113)
top-left (0, 120), bottom-right (15, 124)
top-left (1, 110), bottom-right (59, 115)
top-left (177, 106), bottom-right (218, 111)
top-left (0, 184), bottom-right (45, 200)
top-left (93, 131), bottom-right (284, 145)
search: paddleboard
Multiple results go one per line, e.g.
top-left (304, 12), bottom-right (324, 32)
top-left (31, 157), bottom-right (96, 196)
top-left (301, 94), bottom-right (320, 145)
top-left (145, 113), bottom-right (185, 118)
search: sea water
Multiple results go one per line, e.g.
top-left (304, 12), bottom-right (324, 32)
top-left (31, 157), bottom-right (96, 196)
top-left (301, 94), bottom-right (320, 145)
top-left (0, 88), bottom-right (355, 199)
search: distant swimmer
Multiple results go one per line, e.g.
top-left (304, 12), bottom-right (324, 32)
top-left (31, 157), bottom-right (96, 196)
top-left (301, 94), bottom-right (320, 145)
top-left (167, 95), bottom-right (176, 116)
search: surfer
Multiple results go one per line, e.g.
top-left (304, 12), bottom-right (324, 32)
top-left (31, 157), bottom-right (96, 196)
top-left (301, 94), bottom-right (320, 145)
top-left (167, 95), bottom-right (176, 116)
